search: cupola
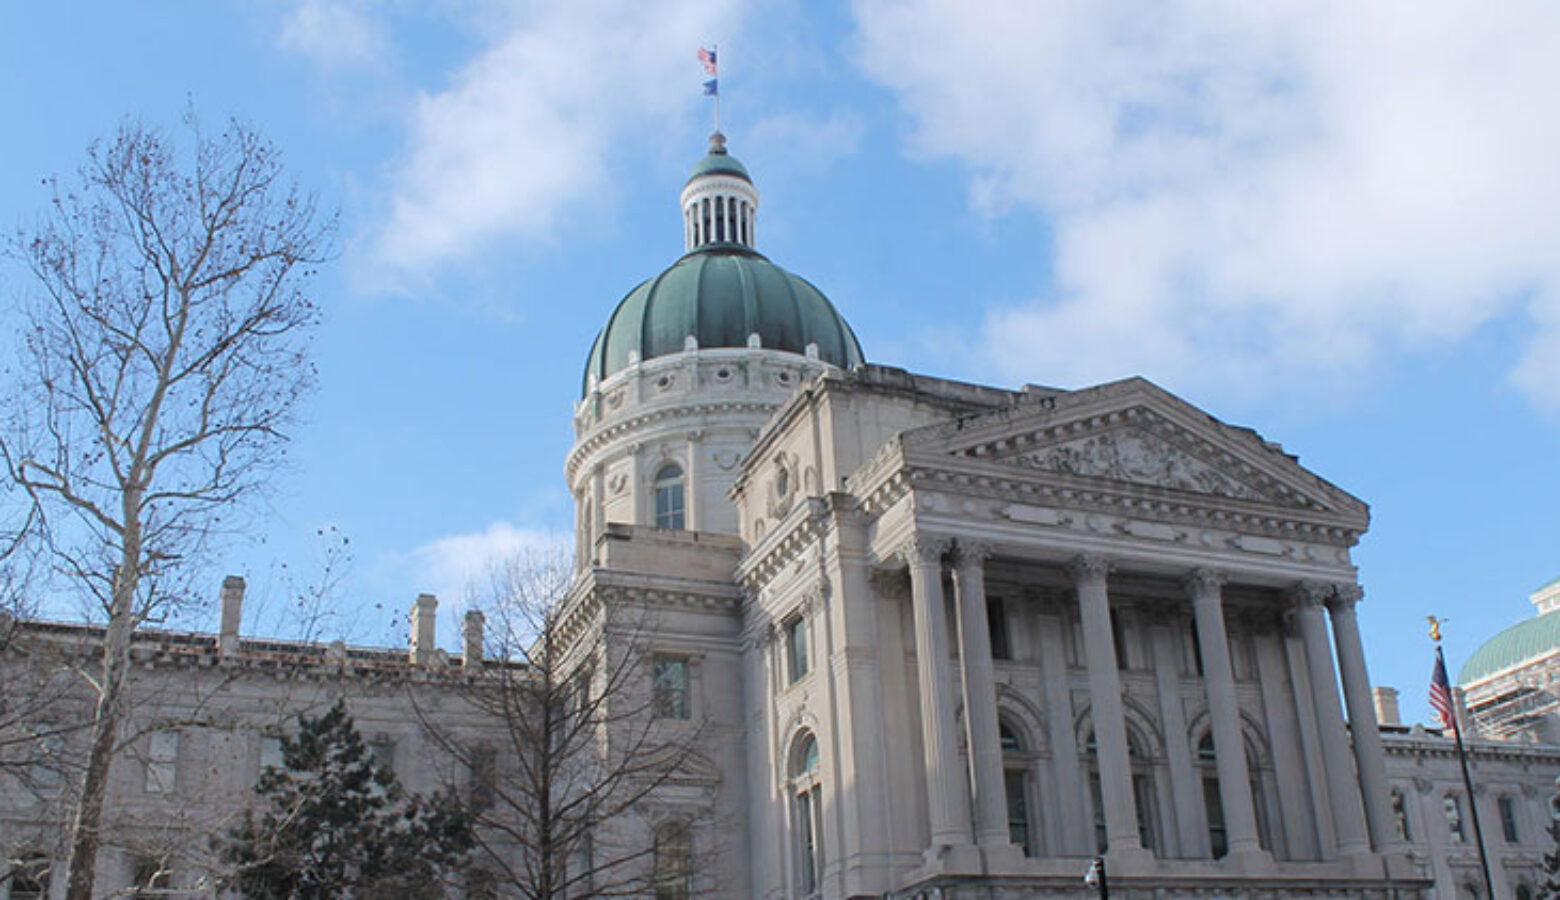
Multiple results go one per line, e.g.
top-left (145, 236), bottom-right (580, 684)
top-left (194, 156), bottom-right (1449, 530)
top-left (680, 131), bottom-right (759, 251)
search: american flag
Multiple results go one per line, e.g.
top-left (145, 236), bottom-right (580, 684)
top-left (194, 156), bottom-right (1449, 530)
top-left (698, 46), bottom-right (717, 75)
top-left (1430, 653), bottom-right (1457, 733)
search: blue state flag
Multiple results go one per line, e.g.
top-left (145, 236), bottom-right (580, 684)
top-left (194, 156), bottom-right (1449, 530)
top-left (703, 78), bottom-right (718, 96)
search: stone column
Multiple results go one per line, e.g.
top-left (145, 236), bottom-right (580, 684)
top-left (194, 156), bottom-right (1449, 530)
top-left (684, 433), bottom-right (701, 532)
top-left (903, 536), bottom-right (973, 851)
top-left (1187, 569), bottom-right (1268, 862)
top-left (1034, 596), bottom-right (1089, 856)
top-left (1072, 554), bottom-right (1145, 857)
top-left (1291, 581), bottom-right (1371, 857)
top-left (952, 542), bottom-right (1011, 850)
top-left (1327, 584), bottom-right (1399, 852)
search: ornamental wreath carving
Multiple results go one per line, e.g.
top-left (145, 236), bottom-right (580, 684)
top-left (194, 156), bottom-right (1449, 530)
top-left (1005, 429), bottom-right (1265, 501)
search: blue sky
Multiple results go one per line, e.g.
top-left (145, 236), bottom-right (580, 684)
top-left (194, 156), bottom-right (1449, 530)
top-left (3, 1), bottom-right (1558, 727)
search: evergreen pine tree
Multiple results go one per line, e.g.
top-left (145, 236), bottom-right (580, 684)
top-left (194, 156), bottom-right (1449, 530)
top-left (219, 700), bottom-right (472, 899)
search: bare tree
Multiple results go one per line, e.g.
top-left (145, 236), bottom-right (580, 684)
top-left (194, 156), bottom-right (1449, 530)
top-left (0, 112), bottom-right (332, 900)
top-left (417, 552), bottom-right (717, 900)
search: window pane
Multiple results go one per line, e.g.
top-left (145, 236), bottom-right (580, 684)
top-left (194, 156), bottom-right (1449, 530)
top-left (1499, 796), bottom-right (1519, 843)
top-left (1005, 768), bottom-right (1031, 855)
top-left (787, 617), bottom-right (809, 682)
top-left (1204, 776), bottom-right (1227, 858)
top-left (654, 466), bottom-right (684, 528)
top-left (146, 731), bottom-right (179, 793)
top-left (653, 822), bottom-right (692, 900)
top-left (988, 598), bottom-right (1010, 660)
top-left (653, 657), bottom-right (689, 719)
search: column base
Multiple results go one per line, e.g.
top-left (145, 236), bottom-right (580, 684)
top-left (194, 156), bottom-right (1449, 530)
top-left (916, 842), bottom-right (983, 877)
top-left (1221, 846), bottom-right (1274, 873)
top-left (1104, 844), bottom-right (1154, 870)
top-left (979, 841), bottom-right (1027, 874)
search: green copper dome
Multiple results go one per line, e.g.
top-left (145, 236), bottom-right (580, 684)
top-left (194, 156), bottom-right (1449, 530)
top-left (688, 149), bottom-right (750, 182)
top-left (582, 245), bottom-right (864, 395)
top-left (1458, 610), bottom-right (1560, 683)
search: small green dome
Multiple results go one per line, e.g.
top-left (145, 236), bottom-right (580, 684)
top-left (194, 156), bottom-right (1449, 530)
top-left (582, 245), bottom-right (864, 395)
top-left (688, 150), bottom-right (750, 182)
top-left (1458, 611), bottom-right (1560, 683)
top-left (686, 131), bottom-right (750, 183)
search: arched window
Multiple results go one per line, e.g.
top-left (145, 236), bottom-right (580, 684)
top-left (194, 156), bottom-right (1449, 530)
top-left (7, 853), bottom-right (50, 900)
top-left (1000, 721), bottom-right (1034, 855)
top-left (654, 464), bottom-right (685, 530)
top-left (791, 732), bottom-right (824, 898)
top-left (652, 821), bottom-right (693, 900)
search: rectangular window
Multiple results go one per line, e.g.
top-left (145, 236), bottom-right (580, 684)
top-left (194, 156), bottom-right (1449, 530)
top-left (653, 656), bottom-right (690, 720)
top-left (786, 616), bottom-right (810, 683)
top-left (1499, 795), bottom-right (1520, 843)
top-left (1444, 794), bottom-right (1466, 843)
top-left (1204, 776), bottom-right (1228, 858)
top-left (1111, 609), bottom-right (1129, 669)
top-left (145, 731), bottom-right (179, 794)
top-left (1004, 768), bottom-right (1031, 855)
top-left (988, 598), bottom-right (1010, 661)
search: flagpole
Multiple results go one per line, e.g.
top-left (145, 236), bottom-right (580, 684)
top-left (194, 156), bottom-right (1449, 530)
top-left (1437, 641), bottom-right (1496, 899)
top-left (712, 43), bottom-right (721, 134)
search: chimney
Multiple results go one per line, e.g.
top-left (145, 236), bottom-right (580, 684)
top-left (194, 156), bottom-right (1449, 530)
top-left (1373, 686), bottom-right (1400, 726)
top-left (218, 575), bottom-right (245, 657)
top-left (463, 610), bottom-right (485, 666)
top-left (410, 593), bottom-right (438, 666)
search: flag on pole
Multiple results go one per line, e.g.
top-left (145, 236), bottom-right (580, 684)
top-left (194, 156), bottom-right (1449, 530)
top-left (1430, 653), bottom-right (1457, 732)
top-left (703, 78), bottom-right (719, 96)
top-left (699, 45), bottom-right (718, 75)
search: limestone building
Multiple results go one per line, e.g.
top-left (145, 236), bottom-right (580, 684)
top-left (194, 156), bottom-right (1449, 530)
top-left (563, 134), bottom-right (1429, 898)
top-left (8, 135), bottom-right (1560, 900)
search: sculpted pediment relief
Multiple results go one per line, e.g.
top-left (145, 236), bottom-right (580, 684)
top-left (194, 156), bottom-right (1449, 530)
top-left (999, 426), bottom-right (1273, 503)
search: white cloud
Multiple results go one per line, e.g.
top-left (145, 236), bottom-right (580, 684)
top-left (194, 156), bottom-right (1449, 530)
top-left (278, 0), bottom-right (391, 72)
top-left (852, 1), bottom-right (1560, 409)
top-left (366, 0), bottom-right (743, 282)
top-left (407, 521), bottom-right (570, 610)
top-left (747, 110), bottom-right (864, 171)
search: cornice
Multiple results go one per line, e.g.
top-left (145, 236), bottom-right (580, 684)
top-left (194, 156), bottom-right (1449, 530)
top-left (736, 497), bottom-right (831, 592)
top-left (567, 398), bottom-right (781, 482)
top-left (899, 464), bottom-right (1363, 547)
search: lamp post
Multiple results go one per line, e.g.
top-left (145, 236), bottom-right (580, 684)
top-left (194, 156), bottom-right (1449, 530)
top-left (1083, 856), bottom-right (1109, 899)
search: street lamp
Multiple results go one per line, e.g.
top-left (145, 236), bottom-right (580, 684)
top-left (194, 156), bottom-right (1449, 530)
top-left (1083, 856), bottom-right (1109, 899)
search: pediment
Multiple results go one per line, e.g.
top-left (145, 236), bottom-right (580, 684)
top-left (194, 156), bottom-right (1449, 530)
top-left (899, 378), bottom-right (1366, 520)
top-left (997, 424), bottom-right (1278, 503)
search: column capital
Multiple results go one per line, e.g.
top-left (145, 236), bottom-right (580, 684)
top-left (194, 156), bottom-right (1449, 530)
top-left (953, 539), bottom-right (995, 569)
top-left (1287, 579), bottom-right (1332, 610)
top-left (1183, 567), bottom-right (1227, 602)
top-left (1068, 553), bottom-right (1113, 584)
top-left (1327, 583), bottom-right (1364, 613)
top-left (898, 534), bottom-right (952, 567)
